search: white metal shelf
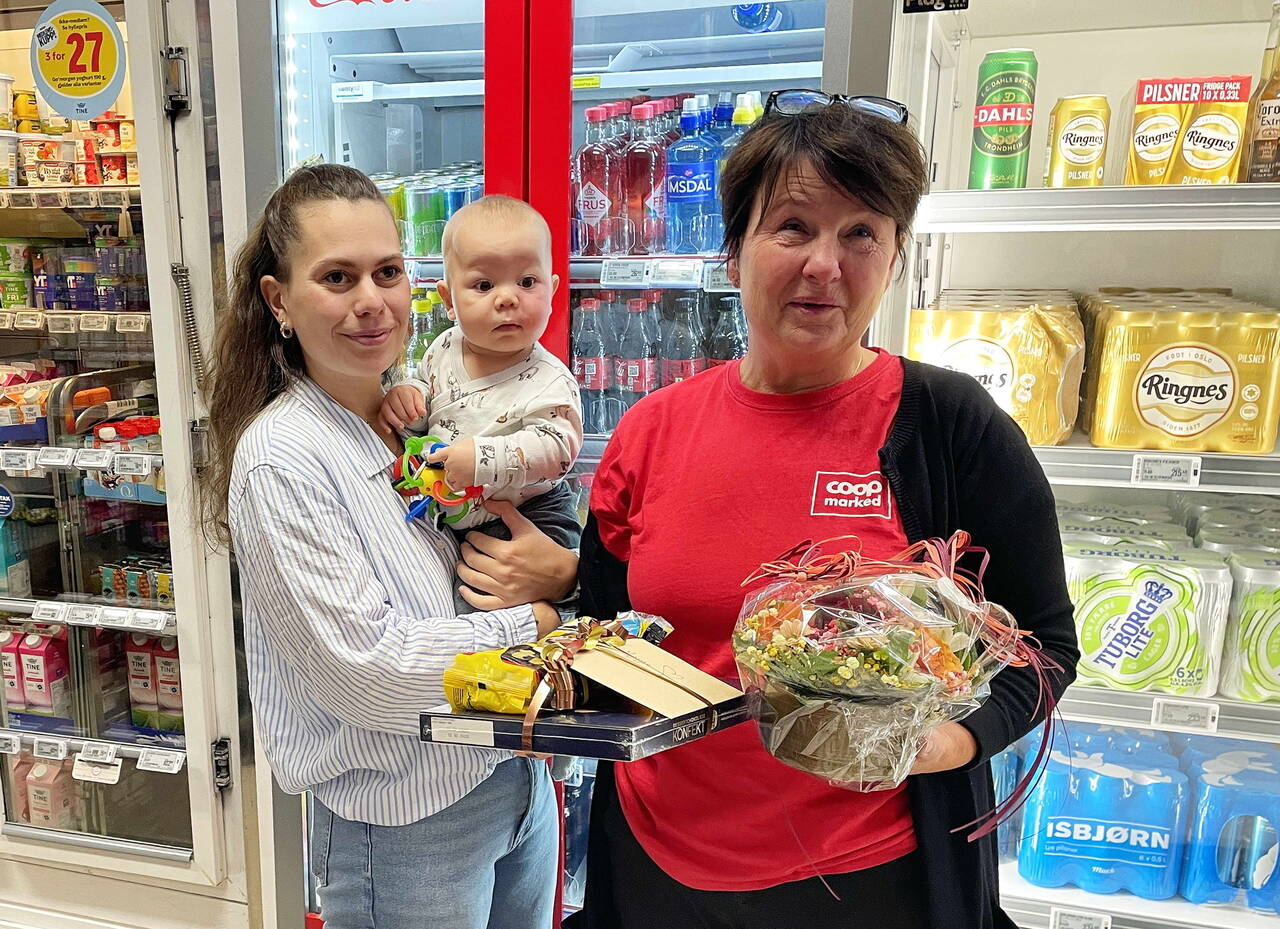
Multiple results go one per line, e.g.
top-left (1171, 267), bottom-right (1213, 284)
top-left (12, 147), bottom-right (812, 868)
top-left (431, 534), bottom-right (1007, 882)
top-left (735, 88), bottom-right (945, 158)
top-left (0, 311), bottom-right (152, 335)
top-left (335, 61), bottom-right (819, 104)
top-left (0, 445), bottom-right (163, 480)
top-left (916, 185), bottom-right (1280, 233)
top-left (0, 187), bottom-right (141, 210)
top-left (1032, 437), bottom-right (1280, 495)
top-left (1000, 864), bottom-right (1273, 929)
top-left (0, 729), bottom-right (184, 763)
top-left (0, 597), bottom-right (175, 633)
top-left (1059, 684), bottom-right (1280, 744)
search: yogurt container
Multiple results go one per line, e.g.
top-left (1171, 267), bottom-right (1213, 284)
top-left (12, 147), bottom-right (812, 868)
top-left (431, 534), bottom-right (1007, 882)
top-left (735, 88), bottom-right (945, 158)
top-left (12, 90), bottom-right (38, 121)
top-left (0, 74), bottom-right (13, 130)
top-left (0, 239), bottom-right (31, 274)
top-left (0, 130), bottom-right (16, 186)
top-left (30, 160), bottom-right (73, 186)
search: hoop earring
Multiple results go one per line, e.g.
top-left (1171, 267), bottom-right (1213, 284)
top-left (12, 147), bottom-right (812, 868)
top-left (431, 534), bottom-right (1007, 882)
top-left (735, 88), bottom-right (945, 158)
top-left (280, 322), bottom-right (294, 339)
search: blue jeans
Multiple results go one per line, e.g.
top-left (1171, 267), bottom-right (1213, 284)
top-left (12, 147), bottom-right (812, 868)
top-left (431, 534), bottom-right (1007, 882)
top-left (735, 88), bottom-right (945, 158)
top-left (310, 757), bottom-right (557, 929)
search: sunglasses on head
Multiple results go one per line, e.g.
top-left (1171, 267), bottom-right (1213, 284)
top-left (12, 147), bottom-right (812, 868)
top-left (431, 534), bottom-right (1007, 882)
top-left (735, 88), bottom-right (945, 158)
top-left (763, 89), bottom-right (910, 124)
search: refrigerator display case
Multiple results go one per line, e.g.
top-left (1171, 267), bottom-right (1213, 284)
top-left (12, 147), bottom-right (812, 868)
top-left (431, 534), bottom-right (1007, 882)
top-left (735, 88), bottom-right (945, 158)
top-left (0, 3), bottom-right (254, 929)
top-left (876, 2), bottom-right (1280, 928)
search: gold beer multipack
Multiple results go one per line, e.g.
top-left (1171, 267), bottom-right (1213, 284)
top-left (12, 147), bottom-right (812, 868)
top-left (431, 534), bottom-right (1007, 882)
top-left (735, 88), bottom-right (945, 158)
top-left (1084, 292), bottom-right (1280, 453)
top-left (907, 290), bottom-right (1085, 446)
top-left (1123, 76), bottom-right (1253, 185)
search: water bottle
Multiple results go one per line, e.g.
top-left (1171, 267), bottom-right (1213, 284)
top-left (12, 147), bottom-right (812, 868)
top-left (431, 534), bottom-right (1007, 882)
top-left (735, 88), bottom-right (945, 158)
top-left (665, 99), bottom-right (723, 255)
top-left (732, 3), bottom-right (792, 33)
top-left (708, 91), bottom-right (736, 146)
top-left (642, 289), bottom-right (665, 354)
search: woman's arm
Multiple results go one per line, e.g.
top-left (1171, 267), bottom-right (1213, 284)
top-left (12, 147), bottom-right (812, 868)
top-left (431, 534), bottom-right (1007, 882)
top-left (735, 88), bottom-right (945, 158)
top-left (456, 501), bottom-right (579, 609)
top-left (233, 463), bottom-right (538, 736)
top-left (953, 405), bottom-right (1080, 766)
top-left (578, 513), bottom-right (631, 620)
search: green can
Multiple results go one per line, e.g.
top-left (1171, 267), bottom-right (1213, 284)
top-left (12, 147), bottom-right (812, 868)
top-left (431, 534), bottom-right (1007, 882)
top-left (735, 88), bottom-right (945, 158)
top-left (404, 181), bottom-right (448, 257)
top-left (969, 48), bottom-right (1038, 190)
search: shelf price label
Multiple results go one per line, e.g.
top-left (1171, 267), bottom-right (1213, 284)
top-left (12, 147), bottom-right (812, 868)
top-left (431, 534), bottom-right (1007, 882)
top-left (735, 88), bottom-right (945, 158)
top-left (129, 610), bottom-right (171, 632)
top-left (1130, 454), bottom-right (1202, 488)
top-left (98, 607), bottom-right (132, 628)
top-left (36, 447), bottom-right (77, 468)
top-left (33, 190), bottom-right (68, 210)
top-left (65, 604), bottom-right (103, 626)
top-left (702, 262), bottom-right (738, 292)
top-left (13, 312), bottom-right (45, 331)
top-left (78, 313), bottom-right (110, 332)
top-left (137, 748), bottom-right (186, 774)
top-left (0, 732), bottom-right (20, 755)
top-left (78, 741), bottom-right (117, 764)
top-left (45, 314), bottom-right (79, 333)
top-left (0, 313), bottom-right (12, 329)
top-left (112, 453), bottom-right (152, 476)
top-left (96, 188), bottom-right (130, 208)
top-left (30, 601), bottom-right (68, 623)
top-left (6, 191), bottom-right (36, 209)
top-left (1151, 697), bottom-right (1220, 733)
top-left (67, 189), bottom-right (97, 209)
top-left (115, 314), bottom-right (149, 333)
top-left (332, 81), bottom-right (374, 103)
top-left (1, 449), bottom-right (39, 472)
top-left (1048, 907), bottom-right (1111, 929)
top-left (32, 737), bottom-right (68, 761)
top-left (599, 259), bottom-right (648, 288)
top-left (74, 447), bottom-right (114, 470)
top-left (645, 258), bottom-right (704, 288)
top-left (72, 754), bottom-right (122, 784)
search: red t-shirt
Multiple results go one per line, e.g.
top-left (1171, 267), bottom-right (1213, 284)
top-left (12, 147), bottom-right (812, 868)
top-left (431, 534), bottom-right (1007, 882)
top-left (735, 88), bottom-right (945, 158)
top-left (590, 350), bottom-right (916, 892)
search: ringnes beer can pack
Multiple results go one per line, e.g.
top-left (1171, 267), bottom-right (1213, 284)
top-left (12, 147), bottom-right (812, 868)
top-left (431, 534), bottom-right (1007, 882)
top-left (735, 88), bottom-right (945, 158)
top-left (1081, 291), bottom-right (1280, 454)
top-left (1122, 76), bottom-right (1254, 184)
top-left (906, 290), bottom-right (1085, 445)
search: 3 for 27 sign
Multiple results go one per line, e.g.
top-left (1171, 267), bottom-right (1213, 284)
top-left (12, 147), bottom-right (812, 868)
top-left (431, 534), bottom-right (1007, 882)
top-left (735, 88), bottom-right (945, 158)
top-left (30, 0), bottom-right (127, 119)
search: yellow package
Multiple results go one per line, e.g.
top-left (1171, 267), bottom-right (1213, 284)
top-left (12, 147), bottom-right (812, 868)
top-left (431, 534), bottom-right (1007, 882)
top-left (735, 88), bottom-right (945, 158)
top-left (908, 298), bottom-right (1085, 445)
top-left (1089, 306), bottom-right (1280, 453)
top-left (1166, 75), bottom-right (1253, 185)
top-left (443, 649), bottom-right (539, 715)
top-left (1124, 78), bottom-right (1192, 184)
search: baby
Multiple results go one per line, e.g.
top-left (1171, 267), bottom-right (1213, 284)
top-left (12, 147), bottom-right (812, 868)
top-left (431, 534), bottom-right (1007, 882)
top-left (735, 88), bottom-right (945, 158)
top-left (379, 195), bottom-right (583, 553)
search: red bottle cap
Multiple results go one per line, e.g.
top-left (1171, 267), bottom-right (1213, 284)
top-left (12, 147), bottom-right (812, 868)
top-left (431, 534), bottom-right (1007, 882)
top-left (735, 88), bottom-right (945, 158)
top-left (585, 106), bottom-right (608, 122)
top-left (643, 289), bottom-right (663, 302)
top-left (628, 298), bottom-right (645, 312)
top-left (597, 290), bottom-right (616, 300)
top-left (579, 298), bottom-right (600, 311)
top-left (631, 104), bottom-right (654, 120)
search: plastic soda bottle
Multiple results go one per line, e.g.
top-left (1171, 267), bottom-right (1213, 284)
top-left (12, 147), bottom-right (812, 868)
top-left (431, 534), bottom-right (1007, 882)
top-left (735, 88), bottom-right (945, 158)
top-left (615, 298), bottom-right (659, 408)
top-left (661, 298), bottom-right (707, 387)
top-left (406, 288), bottom-right (435, 367)
top-left (708, 295), bottom-right (748, 365)
top-left (623, 104), bottom-right (667, 255)
top-left (573, 106), bottom-right (622, 256)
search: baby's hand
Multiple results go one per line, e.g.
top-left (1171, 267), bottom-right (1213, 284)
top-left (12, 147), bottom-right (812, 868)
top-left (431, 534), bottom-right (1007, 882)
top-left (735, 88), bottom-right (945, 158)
top-left (379, 385), bottom-right (427, 433)
top-left (428, 438), bottom-right (477, 492)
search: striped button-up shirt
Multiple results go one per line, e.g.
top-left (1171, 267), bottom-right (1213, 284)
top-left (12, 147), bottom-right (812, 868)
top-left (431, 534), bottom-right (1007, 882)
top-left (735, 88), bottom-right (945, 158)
top-left (228, 376), bottom-right (535, 826)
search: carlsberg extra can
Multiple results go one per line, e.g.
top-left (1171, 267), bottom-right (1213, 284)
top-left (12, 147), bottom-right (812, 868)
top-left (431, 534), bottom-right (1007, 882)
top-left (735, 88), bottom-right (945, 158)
top-left (969, 49), bottom-right (1039, 189)
top-left (1044, 95), bottom-right (1111, 187)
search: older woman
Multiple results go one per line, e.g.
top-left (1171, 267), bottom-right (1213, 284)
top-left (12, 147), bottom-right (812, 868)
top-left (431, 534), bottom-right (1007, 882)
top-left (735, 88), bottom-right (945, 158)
top-left (569, 93), bottom-right (1079, 929)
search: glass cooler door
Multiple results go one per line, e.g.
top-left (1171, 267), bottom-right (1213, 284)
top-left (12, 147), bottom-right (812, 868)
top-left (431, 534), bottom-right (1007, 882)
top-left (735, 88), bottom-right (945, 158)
top-left (880, 2), bottom-right (1280, 928)
top-left (0, 0), bottom-right (230, 884)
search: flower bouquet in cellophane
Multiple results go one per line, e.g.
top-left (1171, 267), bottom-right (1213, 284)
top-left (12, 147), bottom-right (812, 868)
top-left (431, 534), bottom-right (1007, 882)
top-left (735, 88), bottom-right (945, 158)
top-left (734, 532), bottom-right (1054, 794)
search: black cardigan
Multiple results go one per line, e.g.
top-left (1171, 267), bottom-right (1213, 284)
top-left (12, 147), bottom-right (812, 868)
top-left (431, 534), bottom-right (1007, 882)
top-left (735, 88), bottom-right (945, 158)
top-left (576, 358), bottom-right (1080, 929)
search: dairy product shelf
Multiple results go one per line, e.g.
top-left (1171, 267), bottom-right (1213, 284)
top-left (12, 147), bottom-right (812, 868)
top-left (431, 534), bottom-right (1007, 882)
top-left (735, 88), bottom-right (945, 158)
top-left (1033, 438), bottom-right (1280, 495)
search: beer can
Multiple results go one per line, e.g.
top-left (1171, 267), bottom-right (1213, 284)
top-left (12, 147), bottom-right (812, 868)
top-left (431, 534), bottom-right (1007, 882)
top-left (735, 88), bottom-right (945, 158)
top-left (404, 181), bottom-right (447, 257)
top-left (969, 49), bottom-right (1038, 190)
top-left (442, 182), bottom-right (468, 219)
top-left (1044, 95), bottom-right (1110, 187)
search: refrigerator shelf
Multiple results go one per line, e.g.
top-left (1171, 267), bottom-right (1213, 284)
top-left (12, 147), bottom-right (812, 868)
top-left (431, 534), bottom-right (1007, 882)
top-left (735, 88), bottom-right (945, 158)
top-left (334, 61), bottom-right (819, 104)
top-left (0, 187), bottom-right (141, 211)
top-left (0, 728), bottom-right (185, 762)
top-left (1033, 438), bottom-right (1280, 496)
top-left (1000, 863), bottom-right (1276, 929)
top-left (0, 312), bottom-right (153, 336)
top-left (0, 597), bottom-right (175, 634)
top-left (1059, 684), bottom-right (1280, 745)
top-left (0, 823), bottom-right (193, 863)
top-left (330, 28), bottom-right (824, 80)
top-left (916, 185), bottom-right (1280, 233)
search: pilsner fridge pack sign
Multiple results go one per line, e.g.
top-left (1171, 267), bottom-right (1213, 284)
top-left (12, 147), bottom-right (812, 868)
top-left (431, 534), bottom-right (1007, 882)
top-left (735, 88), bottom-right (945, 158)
top-left (1089, 307), bottom-right (1280, 453)
top-left (1124, 77), bottom-right (1253, 184)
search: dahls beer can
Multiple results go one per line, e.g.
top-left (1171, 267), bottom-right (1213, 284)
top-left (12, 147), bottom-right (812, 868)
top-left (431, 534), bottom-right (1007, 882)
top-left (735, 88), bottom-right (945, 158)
top-left (1044, 95), bottom-right (1111, 187)
top-left (969, 49), bottom-right (1039, 189)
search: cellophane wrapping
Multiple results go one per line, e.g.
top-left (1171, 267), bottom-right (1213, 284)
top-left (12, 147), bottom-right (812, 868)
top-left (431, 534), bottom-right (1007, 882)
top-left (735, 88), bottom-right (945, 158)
top-left (733, 571), bottom-right (1019, 791)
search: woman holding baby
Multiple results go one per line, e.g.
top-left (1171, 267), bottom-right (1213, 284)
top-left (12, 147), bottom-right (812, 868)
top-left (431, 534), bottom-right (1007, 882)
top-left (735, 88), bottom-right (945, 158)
top-left (202, 165), bottom-right (576, 929)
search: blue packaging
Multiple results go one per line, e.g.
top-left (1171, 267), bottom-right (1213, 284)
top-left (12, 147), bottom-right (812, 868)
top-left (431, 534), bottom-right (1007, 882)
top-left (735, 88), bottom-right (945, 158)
top-left (991, 746), bottom-right (1022, 862)
top-left (1019, 750), bottom-right (1188, 899)
top-left (1181, 768), bottom-right (1280, 914)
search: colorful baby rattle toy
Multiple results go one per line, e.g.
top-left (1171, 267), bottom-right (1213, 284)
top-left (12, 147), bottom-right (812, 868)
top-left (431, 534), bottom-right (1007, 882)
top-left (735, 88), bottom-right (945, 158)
top-left (392, 435), bottom-right (484, 525)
